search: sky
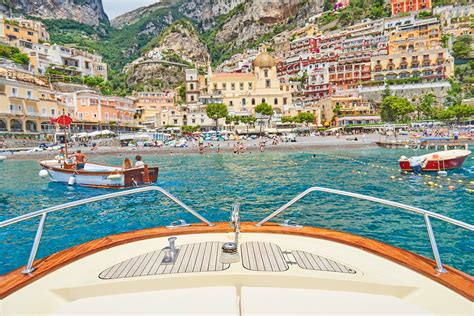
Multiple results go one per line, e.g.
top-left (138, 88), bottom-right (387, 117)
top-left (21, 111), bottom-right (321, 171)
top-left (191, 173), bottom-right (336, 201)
top-left (102, 0), bottom-right (159, 19)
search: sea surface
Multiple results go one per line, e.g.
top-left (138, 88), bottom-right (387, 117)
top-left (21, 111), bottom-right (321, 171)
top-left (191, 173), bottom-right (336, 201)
top-left (0, 146), bottom-right (473, 275)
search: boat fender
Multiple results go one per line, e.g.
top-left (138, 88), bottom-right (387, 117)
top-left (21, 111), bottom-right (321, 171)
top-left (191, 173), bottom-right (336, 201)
top-left (39, 169), bottom-right (49, 178)
top-left (107, 173), bottom-right (121, 180)
top-left (438, 171), bottom-right (447, 176)
top-left (68, 175), bottom-right (76, 186)
top-left (457, 180), bottom-right (463, 183)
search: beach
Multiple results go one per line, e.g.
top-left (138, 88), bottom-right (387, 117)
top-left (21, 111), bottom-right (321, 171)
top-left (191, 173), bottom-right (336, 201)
top-left (0, 135), bottom-right (384, 160)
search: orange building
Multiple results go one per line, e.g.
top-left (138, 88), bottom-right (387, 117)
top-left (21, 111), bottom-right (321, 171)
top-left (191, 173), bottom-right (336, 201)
top-left (391, 0), bottom-right (431, 15)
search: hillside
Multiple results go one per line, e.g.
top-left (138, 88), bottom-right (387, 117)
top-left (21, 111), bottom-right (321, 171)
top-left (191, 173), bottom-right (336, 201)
top-left (0, 0), bottom-right (108, 26)
top-left (125, 20), bottom-right (210, 90)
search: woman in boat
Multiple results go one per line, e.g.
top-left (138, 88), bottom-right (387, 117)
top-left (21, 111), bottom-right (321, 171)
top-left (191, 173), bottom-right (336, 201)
top-left (123, 158), bottom-right (132, 169)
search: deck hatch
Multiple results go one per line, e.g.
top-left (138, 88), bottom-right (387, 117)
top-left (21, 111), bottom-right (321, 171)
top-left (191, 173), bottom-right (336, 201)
top-left (241, 242), bottom-right (289, 272)
top-left (291, 250), bottom-right (356, 274)
top-left (99, 242), bottom-right (230, 280)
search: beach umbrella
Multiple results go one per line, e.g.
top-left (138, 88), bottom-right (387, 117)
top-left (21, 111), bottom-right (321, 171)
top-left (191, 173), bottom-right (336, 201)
top-left (53, 115), bottom-right (73, 127)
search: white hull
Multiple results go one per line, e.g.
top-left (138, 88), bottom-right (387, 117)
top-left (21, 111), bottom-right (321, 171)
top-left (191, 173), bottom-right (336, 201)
top-left (46, 169), bottom-right (125, 187)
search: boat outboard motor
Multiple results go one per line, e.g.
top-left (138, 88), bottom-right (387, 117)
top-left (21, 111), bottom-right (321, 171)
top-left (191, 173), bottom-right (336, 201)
top-left (408, 156), bottom-right (425, 174)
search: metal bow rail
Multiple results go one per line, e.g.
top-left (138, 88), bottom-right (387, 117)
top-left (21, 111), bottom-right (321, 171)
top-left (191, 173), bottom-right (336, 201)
top-left (256, 186), bottom-right (474, 274)
top-left (0, 186), bottom-right (213, 274)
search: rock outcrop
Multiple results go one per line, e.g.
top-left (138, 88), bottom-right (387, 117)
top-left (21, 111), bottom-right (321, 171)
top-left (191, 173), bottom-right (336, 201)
top-left (0, 0), bottom-right (108, 26)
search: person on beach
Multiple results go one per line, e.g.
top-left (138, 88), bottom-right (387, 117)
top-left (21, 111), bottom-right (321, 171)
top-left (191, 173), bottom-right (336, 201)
top-left (71, 150), bottom-right (87, 170)
top-left (259, 137), bottom-right (266, 152)
top-left (216, 144), bottom-right (221, 154)
top-left (135, 155), bottom-right (144, 167)
top-left (123, 158), bottom-right (132, 169)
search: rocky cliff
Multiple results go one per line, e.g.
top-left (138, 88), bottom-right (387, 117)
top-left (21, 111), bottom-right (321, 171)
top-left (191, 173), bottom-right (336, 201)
top-left (125, 20), bottom-right (210, 90)
top-left (0, 0), bottom-right (108, 26)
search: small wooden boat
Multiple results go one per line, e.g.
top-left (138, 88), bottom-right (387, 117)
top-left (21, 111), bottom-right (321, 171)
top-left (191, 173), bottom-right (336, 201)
top-left (399, 149), bottom-right (471, 172)
top-left (39, 160), bottom-right (159, 188)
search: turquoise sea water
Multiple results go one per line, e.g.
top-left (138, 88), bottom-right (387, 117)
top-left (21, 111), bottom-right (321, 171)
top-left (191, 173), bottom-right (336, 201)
top-left (0, 147), bottom-right (473, 275)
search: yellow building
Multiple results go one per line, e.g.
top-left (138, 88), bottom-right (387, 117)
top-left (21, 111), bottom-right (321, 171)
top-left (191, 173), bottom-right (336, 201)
top-left (318, 95), bottom-right (374, 125)
top-left (371, 47), bottom-right (453, 82)
top-left (204, 51), bottom-right (292, 117)
top-left (0, 68), bottom-right (67, 135)
top-left (388, 18), bottom-right (441, 54)
top-left (134, 91), bottom-right (175, 128)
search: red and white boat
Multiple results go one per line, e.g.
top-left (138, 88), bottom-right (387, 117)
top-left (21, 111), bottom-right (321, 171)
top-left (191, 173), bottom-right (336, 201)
top-left (39, 160), bottom-right (159, 188)
top-left (399, 149), bottom-right (471, 172)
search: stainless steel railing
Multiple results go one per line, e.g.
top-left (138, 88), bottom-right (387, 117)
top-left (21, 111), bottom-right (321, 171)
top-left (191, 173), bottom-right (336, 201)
top-left (256, 187), bottom-right (474, 274)
top-left (0, 186), bottom-right (213, 274)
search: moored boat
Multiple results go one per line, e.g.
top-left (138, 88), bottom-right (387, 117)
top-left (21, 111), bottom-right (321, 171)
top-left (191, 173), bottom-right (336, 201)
top-left (399, 149), bottom-right (471, 172)
top-left (0, 187), bottom-right (472, 315)
top-left (39, 160), bottom-right (159, 188)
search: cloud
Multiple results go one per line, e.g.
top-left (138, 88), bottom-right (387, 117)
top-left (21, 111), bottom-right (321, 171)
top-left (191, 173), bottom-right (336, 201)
top-left (102, 0), bottom-right (159, 19)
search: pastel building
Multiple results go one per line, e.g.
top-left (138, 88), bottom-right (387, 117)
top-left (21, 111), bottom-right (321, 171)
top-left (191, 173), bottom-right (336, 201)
top-left (134, 91), bottom-right (175, 128)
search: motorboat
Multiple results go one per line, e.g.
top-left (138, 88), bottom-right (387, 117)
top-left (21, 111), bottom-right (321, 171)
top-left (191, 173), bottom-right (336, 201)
top-left (399, 149), bottom-right (471, 172)
top-left (0, 186), bottom-right (472, 315)
top-left (39, 160), bottom-right (159, 188)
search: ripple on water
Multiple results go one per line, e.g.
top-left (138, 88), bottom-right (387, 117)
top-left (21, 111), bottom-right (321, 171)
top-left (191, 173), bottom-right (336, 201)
top-left (0, 147), bottom-right (472, 275)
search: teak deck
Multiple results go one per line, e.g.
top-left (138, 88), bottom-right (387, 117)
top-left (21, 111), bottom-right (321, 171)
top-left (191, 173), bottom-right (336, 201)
top-left (0, 223), bottom-right (473, 301)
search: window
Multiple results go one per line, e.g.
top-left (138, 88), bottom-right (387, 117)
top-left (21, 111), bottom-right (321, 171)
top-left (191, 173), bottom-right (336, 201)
top-left (113, 114), bottom-right (117, 120)
top-left (105, 113), bottom-right (109, 120)
top-left (251, 98), bottom-right (256, 105)
top-left (27, 90), bottom-right (33, 99)
top-left (41, 108), bottom-right (47, 116)
top-left (262, 98), bottom-right (266, 104)
top-left (93, 113), bottom-right (97, 118)
top-left (231, 83), bottom-right (235, 90)
top-left (81, 98), bottom-right (86, 105)
top-left (27, 106), bottom-right (34, 113)
top-left (192, 119), bottom-right (196, 124)
top-left (242, 98), bottom-right (246, 106)
top-left (222, 83), bottom-right (227, 90)
top-left (213, 83), bottom-right (217, 90)
top-left (13, 28), bottom-right (19, 32)
top-left (201, 119), bottom-right (204, 123)
top-left (248, 82), bottom-right (253, 90)
top-left (240, 82), bottom-right (244, 90)
top-left (229, 101), bottom-right (233, 106)
top-left (274, 98), bottom-right (278, 105)
top-left (173, 119), bottom-right (178, 124)
top-left (265, 80), bottom-right (271, 88)
top-left (78, 112), bottom-right (83, 120)
top-left (27, 31), bottom-right (33, 36)
top-left (264, 69), bottom-right (269, 78)
top-left (51, 109), bottom-right (55, 116)
top-left (11, 88), bottom-right (18, 96)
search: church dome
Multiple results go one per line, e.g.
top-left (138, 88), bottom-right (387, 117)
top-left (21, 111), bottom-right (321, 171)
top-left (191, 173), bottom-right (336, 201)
top-left (253, 52), bottom-right (276, 68)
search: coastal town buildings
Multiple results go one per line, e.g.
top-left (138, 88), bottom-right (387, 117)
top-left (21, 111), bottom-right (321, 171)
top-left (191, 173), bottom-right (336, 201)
top-left (0, 16), bottom-right (49, 45)
top-left (0, 68), bottom-right (67, 135)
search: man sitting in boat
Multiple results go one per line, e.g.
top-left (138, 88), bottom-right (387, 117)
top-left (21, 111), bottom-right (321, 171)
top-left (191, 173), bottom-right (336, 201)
top-left (70, 150), bottom-right (87, 170)
top-left (135, 155), bottom-right (144, 167)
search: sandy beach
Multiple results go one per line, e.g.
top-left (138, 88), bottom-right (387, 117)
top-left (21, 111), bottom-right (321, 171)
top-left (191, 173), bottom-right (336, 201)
top-left (0, 135), bottom-right (385, 160)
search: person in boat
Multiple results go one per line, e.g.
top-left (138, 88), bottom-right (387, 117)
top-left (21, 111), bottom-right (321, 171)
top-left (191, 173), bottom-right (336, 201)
top-left (135, 155), bottom-right (144, 167)
top-left (123, 158), bottom-right (132, 169)
top-left (71, 150), bottom-right (87, 170)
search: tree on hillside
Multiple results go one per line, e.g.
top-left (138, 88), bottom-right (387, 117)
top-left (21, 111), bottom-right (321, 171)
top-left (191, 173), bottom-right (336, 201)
top-left (417, 94), bottom-right (435, 120)
top-left (381, 96), bottom-right (415, 122)
top-left (444, 79), bottom-right (463, 108)
top-left (255, 102), bottom-right (274, 134)
top-left (206, 103), bottom-right (228, 133)
top-left (452, 35), bottom-right (473, 59)
top-left (450, 104), bottom-right (474, 123)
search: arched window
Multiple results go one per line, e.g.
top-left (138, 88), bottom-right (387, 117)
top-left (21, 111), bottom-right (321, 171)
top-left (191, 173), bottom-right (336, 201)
top-left (262, 98), bottom-right (266, 104)
top-left (0, 119), bottom-right (7, 131)
top-left (274, 98), bottom-right (278, 105)
top-left (251, 98), bottom-right (256, 105)
top-left (10, 119), bottom-right (23, 131)
top-left (25, 120), bottom-right (37, 132)
top-left (242, 98), bottom-right (246, 106)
